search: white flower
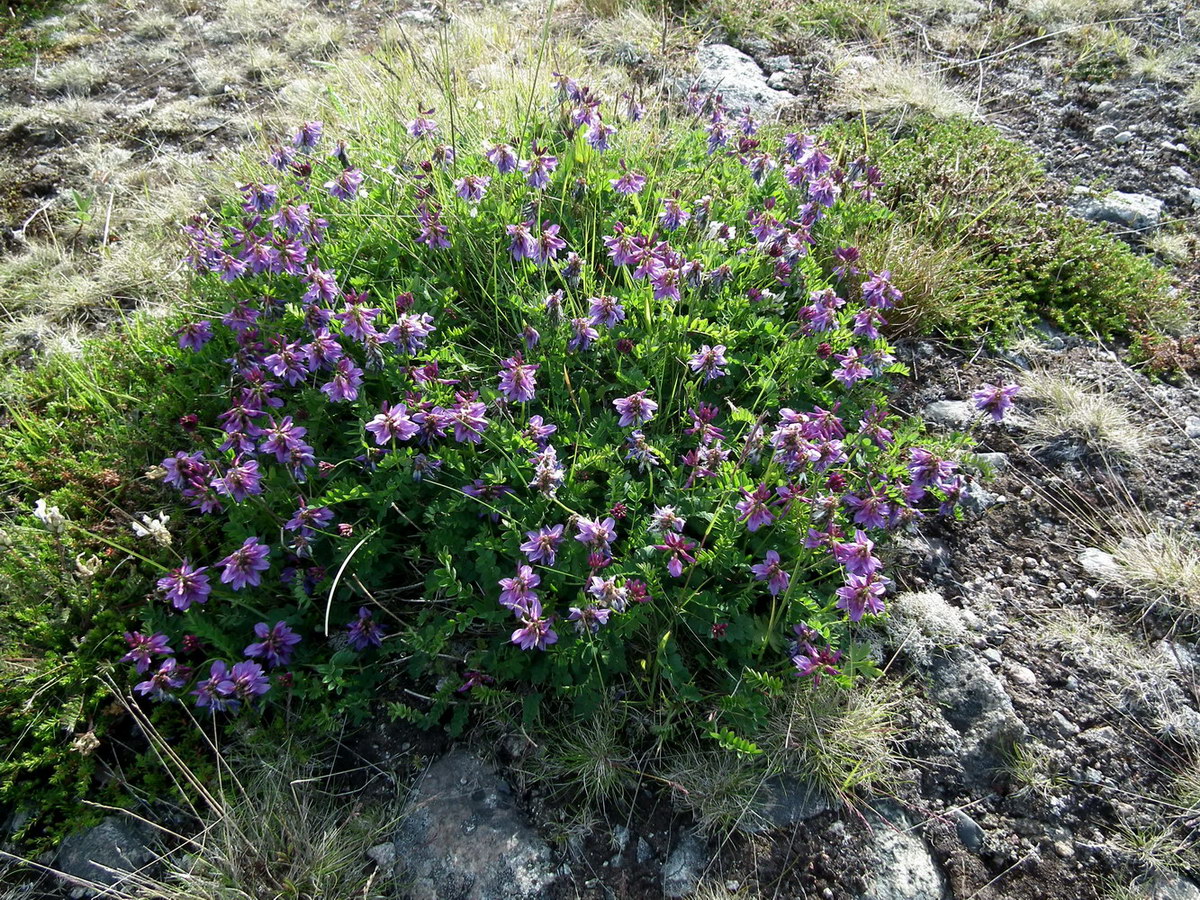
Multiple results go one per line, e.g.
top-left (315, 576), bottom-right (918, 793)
top-left (131, 513), bottom-right (172, 547)
top-left (33, 499), bottom-right (67, 535)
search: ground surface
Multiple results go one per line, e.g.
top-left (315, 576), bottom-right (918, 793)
top-left (2, 0), bottom-right (1200, 897)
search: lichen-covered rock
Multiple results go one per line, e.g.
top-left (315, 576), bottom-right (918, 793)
top-left (55, 817), bottom-right (155, 898)
top-left (392, 750), bottom-right (559, 900)
top-left (694, 44), bottom-right (793, 116)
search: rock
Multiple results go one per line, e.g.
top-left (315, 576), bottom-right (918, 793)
top-left (858, 804), bottom-right (949, 900)
top-left (1006, 663), bottom-right (1037, 686)
top-left (662, 830), bottom-right (709, 898)
top-left (393, 750), bottom-right (559, 899)
top-left (973, 451), bottom-right (1010, 472)
top-left (982, 647), bottom-right (1002, 664)
top-left (1078, 548), bottom-right (1120, 580)
top-left (922, 400), bottom-right (973, 429)
top-left (1140, 872), bottom-right (1200, 900)
top-left (961, 480), bottom-right (1001, 513)
top-left (694, 44), bottom-right (793, 115)
top-left (1186, 187), bottom-right (1200, 211)
top-left (925, 649), bottom-right (1027, 786)
top-left (1169, 166), bottom-right (1193, 183)
top-left (1051, 711), bottom-right (1080, 738)
top-left (953, 811), bottom-right (985, 853)
top-left (1092, 124), bottom-right (1118, 142)
top-left (767, 71), bottom-right (789, 90)
top-left (636, 836), bottom-right (655, 864)
top-left (1114, 130), bottom-right (1134, 144)
top-left (1071, 189), bottom-right (1163, 234)
top-left (762, 54), bottom-right (793, 73)
top-left (1184, 416), bottom-right (1200, 439)
top-left (367, 842), bottom-right (396, 871)
top-left (739, 775), bottom-right (833, 832)
top-left (55, 818), bottom-right (155, 898)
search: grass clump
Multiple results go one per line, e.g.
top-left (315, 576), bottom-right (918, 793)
top-left (1021, 370), bottom-right (1150, 460)
top-left (824, 115), bottom-right (1183, 341)
top-left (1104, 526), bottom-right (1200, 625)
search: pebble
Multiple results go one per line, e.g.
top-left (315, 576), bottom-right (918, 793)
top-left (1007, 664), bottom-right (1037, 686)
top-left (983, 648), bottom-right (1003, 664)
top-left (954, 812), bottom-right (986, 853)
top-left (1185, 416), bottom-right (1200, 439)
top-left (1053, 711), bottom-right (1081, 737)
top-left (1114, 130), bottom-right (1134, 144)
top-left (1093, 124), bottom-right (1119, 141)
top-left (1170, 166), bottom-right (1193, 183)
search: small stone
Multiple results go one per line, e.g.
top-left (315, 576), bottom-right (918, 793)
top-left (1093, 124), bottom-right (1119, 141)
top-left (1083, 587), bottom-right (1100, 602)
top-left (694, 44), bottom-right (792, 115)
top-left (367, 843), bottom-right (396, 871)
top-left (1071, 190), bottom-right (1163, 233)
top-left (922, 400), bottom-right (974, 429)
top-left (1184, 416), bottom-right (1200, 439)
top-left (973, 452), bottom-right (1010, 472)
top-left (1140, 872), bottom-right (1200, 900)
top-left (954, 812), bottom-right (986, 852)
top-left (762, 54), bottom-right (793, 73)
top-left (637, 837), bottom-right (655, 864)
top-left (1098, 100), bottom-right (1115, 112)
top-left (1053, 841), bottom-right (1075, 858)
top-left (1052, 711), bottom-right (1080, 738)
top-left (1187, 187), bottom-right (1200, 211)
top-left (982, 648), bottom-right (1002, 664)
top-left (662, 831), bottom-right (709, 898)
top-left (1169, 166), bottom-right (1193, 183)
top-left (1007, 663), bottom-right (1036, 686)
top-left (961, 480), bottom-right (1001, 513)
top-left (56, 818), bottom-right (156, 897)
top-left (1114, 130), bottom-right (1135, 144)
top-left (1078, 548), bottom-right (1120, 580)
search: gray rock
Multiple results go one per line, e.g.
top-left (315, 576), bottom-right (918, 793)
top-left (922, 400), bottom-right (973, 429)
top-left (1052, 711), bottom-right (1080, 738)
top-left (925, 649), bottom-right (1027, 786)
top-left (1187, 187), bottom-right (1200, 211)
top-left (738, 775), bottom-right (833, 832)
top-left (1140, 872), bottom-right (1200, 900)
top-left (762, 54), bottom-right (793, 73)
top-left (1078, 548), bottom-right (1121, 580)
top-left (694, 44), bottom-right (793, 116)
top-left (1114, 130), bottom-right (1135, 145)
top-left (393, 750), bottom-right (559, 900)
top-left (1006, 663), bottom-right (1037, 686)
top-left (1169, 166), bottom-right (1193, 184)
top-left (662, 830), bottom-right (709, 898)
top-left (953, 811), bottom-right (985, 853)
top-left (858, 804), bottom-right (949, 900)
top-left (1184, 416), bottom-right (1200, 439)
top-left (367, 842), bottom-right (396, 871)
top-left (636, 836), bottom-right (655, 864)
top-left (973, 451), bottom-right (1010, 472)
top-left (982, 647), bottom-right (1002, 664)
top-left (961, 480), bottom-right (1001, 513)
top-left (1071, 189), bottom-right (1164, 233)
top-left (1092, 124), bottom-right (1119, 141)
top-left (767, 71), bottom-right (789, 90)
top-left (55, 818), bottom-right (155, 898)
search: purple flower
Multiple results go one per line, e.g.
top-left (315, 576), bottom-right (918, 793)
top-left (326, 167), bottom-right (364, 201)
top-left (519, 152), bottom-right (557, 189)
top-left (649, 505), bottom-right (685, 535)
top-left (750, 550), bottom-right (790, 597)
top-left (575, 516), bottom-right (617, 554)
top-left (346, 606), bottom-right (386, 650)
top-left (217, 537), bottom-right (271, 591)
top-left (585, 121), bottom-right (617, 151)
top-left (454, 174), bottom-right (491, 202)
top-left (660, 198), bottom-right (690, 232)
top-left (415, 203), bottom-right (451, 249)
top-left (511, 598), bottom-right (558, 651)
top-left (212, 458), bottom-right (263, 503)
top-left (366, 402), bottom-right (420, 444)
top-left (525, 415), bottom-right (558, 447)
top-left (613, 390), bottom-right (657, 428)
top-left (832, 347), bottom-right (872, 387)
top-left (134, 658), bottom-right (187, 702)
top-left (568, 318), bottom-right (599, 353)
top-left (292, 120), bottom-right (323, 149)
top-left (407, 108), bottom-right (438, 139)
top-left (588, 295), bottom-right (625, 329)
top-left (843, 488), bottom-right (891, 530)
top-left (157, 561), bottom-right (211, 611)
top-left (227, 660), bottom-right (271, 702)
top-left (506, 222), bottom-right (538, 262)
top-left (587, 575), bottom-right (629, 612)
top-left (494, 353), bottom-right (538, 403)
top-left (523, 325), bottom-right (540, 349)
top-left (611, 170), bottom-right (647, 195)
top-left (973, 382), bottom-right (1021, 423)
top-left (449, 393), bottom-right (489, 444)
top-left (520, 524), bottom-right (565, 566)
top-left (735, 483), bottom-right (776, 532)
top-left (121, 632), bottom-right (174, 674)
top-left (861, 270), bottom-right (901, 309)
top-left (386, 312), bottom-right (436, 355)
top-left (688, 344), bottom-right (728, 382)
top-left (832, 530), bottom-right (881, 578)
top-left (192, 661), bottom-right (237, 712)
top-left (654, 532), bottom-right (696, 577)
top-left (499, 565), bottom-right (541, 614)
top-left (532, 223), bottom-right (567, 266)
top-left (568, 604), bottom-right (611, 634)
top-left (486, 143), bottom-right (519, 174)
top-left (244, 621), bottom-right (302, 667)
top-left (176, 321), bottom-right (213, 351)
top-left (835, 573), bottom-right (888, 622)
top-left (320, 358), bottom-right (364, 403)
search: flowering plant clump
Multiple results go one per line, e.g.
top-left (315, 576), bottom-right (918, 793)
top-left (123, 75), bottom-right (965, 731)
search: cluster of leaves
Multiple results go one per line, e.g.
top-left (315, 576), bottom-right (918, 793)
top-left (110, 74), bottom-right (973, 746)
top-left (825, 116), bottom-right (1182, 341)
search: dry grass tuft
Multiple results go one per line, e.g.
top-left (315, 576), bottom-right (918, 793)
top-left (661, 744), bottom-right (772, 835)
top-left (1020, 370), bottom-right (1150, 459)
top-left (1104, 525), bottom-right (1200, 622)
top-left (833, 53), bottom-right (974, 119)
top-left (1014, 0), bottom-right (1133, 25)
top-left (40, 58), bottom-right (107, 96)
